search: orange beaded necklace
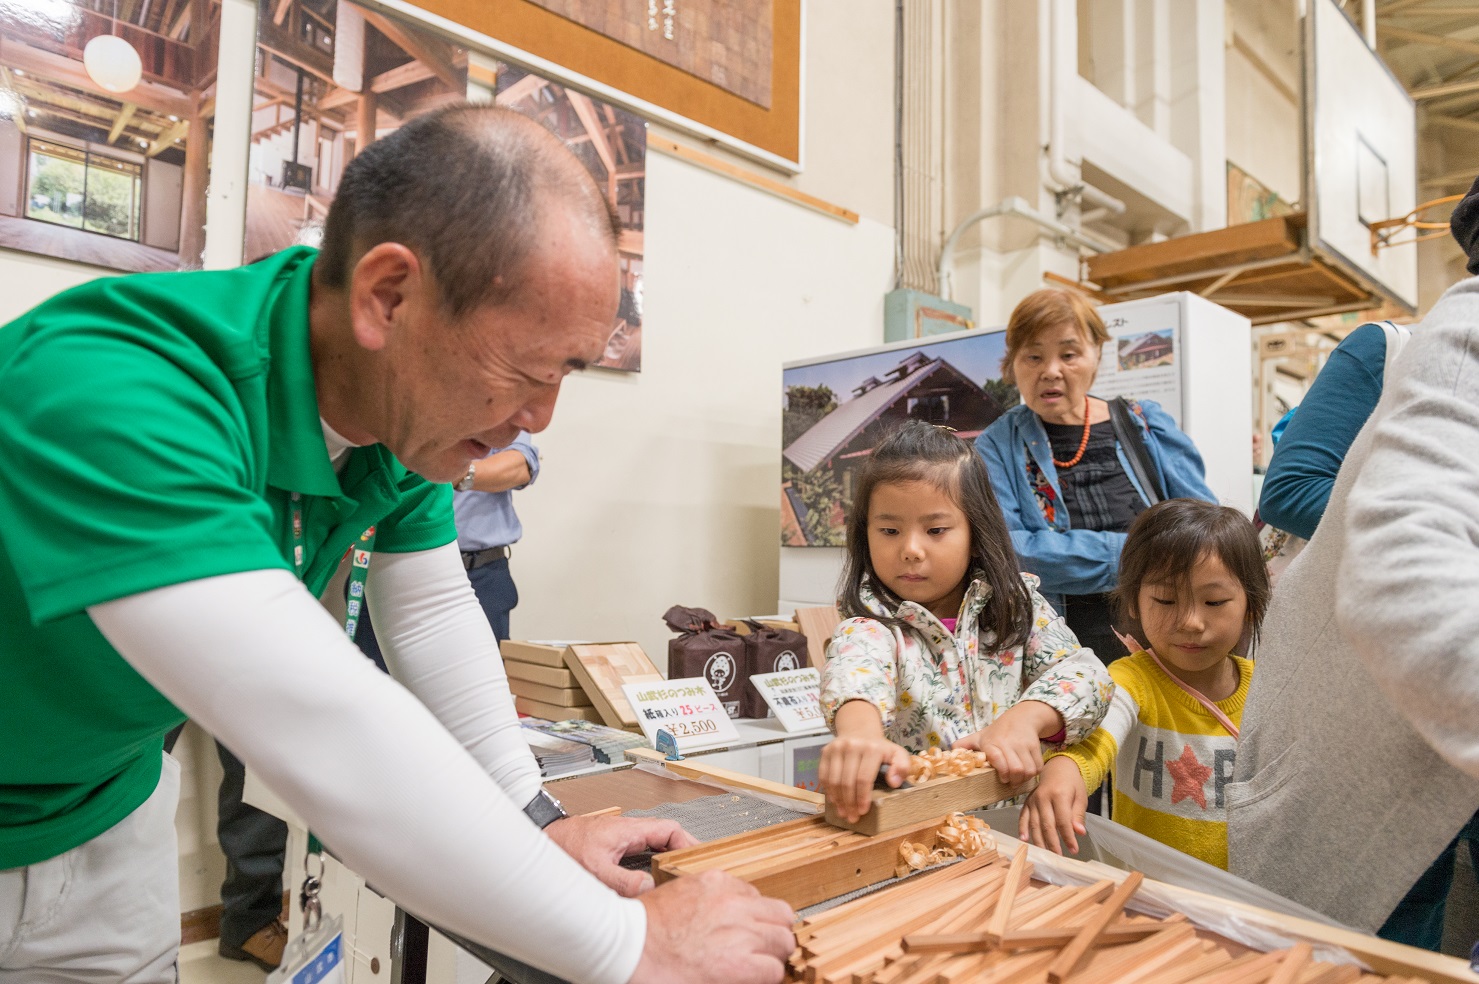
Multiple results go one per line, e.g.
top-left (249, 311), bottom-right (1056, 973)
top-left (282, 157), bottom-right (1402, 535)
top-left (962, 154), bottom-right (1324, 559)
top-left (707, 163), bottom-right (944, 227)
top-left (1052, 397), bottom-right (1093, 469)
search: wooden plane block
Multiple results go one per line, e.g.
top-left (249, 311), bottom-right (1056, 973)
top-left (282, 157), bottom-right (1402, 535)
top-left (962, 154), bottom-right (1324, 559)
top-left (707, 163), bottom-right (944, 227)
top-left (513, 696), bottom-right (605, 722)
top-left (503, 659), bottom-right (581, 688)
top-left (499, 640), bottom-right (568, 668)
top-left (507, 677), bottom-right (593, 706)
top-left (564, 642), bottom-right (662, 729)
top-left (824, 766), bottom-right (1024, 835)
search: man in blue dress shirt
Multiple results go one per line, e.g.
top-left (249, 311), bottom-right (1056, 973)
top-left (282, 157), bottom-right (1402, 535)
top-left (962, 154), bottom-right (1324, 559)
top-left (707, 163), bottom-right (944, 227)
top-left (451, 433), bottom-right (540, 640)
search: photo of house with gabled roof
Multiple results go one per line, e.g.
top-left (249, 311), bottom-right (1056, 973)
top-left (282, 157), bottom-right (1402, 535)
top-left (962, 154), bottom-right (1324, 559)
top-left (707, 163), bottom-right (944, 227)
top-left (1117, 329), bottom-right (1175, 371)
top-left (781, 338), bottom-right (1010, 546)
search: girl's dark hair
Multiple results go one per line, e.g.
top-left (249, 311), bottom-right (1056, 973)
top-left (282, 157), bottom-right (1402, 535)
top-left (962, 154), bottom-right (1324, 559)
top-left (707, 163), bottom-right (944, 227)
top-left (1114, 499), bottom-right (1271, 647)
top-left (838, 419), bottom-right (1033, 649)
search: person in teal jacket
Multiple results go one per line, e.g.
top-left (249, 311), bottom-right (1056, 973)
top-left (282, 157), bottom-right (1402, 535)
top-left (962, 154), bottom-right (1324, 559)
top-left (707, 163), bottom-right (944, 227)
top-left (974, 289), bottom-right (1215, 666)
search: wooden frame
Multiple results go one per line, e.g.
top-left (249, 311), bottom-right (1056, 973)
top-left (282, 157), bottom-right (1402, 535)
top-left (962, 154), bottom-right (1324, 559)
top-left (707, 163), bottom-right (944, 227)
top-left (362, 0), bottom-right (803, 170)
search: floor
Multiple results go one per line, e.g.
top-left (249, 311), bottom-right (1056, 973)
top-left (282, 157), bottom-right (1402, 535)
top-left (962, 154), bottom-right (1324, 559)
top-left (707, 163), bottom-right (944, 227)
top-left (0, 213), bottom-right (182, 272)
top-left (179, 940), bottom-right (266, 984)
top-left (244, 184), bottom-right (316, 262)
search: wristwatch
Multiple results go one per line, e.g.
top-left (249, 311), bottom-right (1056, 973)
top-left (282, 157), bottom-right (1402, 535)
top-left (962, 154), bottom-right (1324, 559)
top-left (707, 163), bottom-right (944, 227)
top-left (456, 461), bottom-right (477, 492)
top-left (523, 788), bottom-right (568, 829)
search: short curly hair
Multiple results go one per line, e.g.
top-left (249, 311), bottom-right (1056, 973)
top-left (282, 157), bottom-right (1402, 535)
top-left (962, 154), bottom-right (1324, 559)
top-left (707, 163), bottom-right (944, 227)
top-left (999, 288), bottom-right (1111, 385)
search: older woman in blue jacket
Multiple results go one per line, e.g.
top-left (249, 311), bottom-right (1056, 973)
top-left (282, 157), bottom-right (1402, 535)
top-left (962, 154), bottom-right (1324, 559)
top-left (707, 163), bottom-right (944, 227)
top-left (975, 289), bottom-right (1215, 664)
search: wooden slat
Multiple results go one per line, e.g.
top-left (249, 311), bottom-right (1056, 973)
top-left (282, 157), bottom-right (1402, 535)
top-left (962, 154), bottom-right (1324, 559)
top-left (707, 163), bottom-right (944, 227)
top-left (1046, 871), bottom-right (1144, 983)
top-left (795, 606), bottom-right (842, 667)
top-left (626, 747), bottom-right (825, 805)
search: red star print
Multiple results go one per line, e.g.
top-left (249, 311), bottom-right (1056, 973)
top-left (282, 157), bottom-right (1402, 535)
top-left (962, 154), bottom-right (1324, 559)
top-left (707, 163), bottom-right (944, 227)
top-left (1166, 744), bottom-right (1212, 810)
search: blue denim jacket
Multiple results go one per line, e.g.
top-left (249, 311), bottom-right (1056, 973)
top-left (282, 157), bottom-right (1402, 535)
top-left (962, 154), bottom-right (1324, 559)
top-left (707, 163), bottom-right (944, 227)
top-left (974, 400), bottom-right (1215, 610)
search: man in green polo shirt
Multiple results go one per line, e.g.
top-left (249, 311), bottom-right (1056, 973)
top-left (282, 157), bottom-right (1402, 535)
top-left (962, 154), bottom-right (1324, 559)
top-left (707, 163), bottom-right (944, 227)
top-left (0, 106), bottom-right (794, 984)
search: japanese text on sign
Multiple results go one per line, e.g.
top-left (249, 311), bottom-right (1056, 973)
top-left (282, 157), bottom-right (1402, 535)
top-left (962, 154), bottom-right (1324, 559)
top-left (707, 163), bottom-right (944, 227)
top-left (622, 676), bottom-right (739, 752)
top-left (750, 668), bottom-right (825, 733)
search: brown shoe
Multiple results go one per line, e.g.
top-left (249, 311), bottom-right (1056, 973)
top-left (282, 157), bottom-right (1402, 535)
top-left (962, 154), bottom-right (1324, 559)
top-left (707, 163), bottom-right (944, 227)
top-left (219, 918), bottom-right (288, 971)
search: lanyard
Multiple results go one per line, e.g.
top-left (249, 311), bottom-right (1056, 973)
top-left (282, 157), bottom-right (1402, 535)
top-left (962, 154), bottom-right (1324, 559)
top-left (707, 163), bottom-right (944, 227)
top-left (289, 491), bottom-right (376, 641)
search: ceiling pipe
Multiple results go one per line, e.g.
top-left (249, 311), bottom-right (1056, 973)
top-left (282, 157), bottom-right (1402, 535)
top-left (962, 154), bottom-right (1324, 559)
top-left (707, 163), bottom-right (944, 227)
top-left (936, 196), bottom-right (1115, 302)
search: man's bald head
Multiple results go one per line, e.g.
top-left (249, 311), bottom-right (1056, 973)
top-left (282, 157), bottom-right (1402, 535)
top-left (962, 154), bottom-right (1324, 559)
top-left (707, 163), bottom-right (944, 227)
top-left (317, 104), bottom-right (621, 315)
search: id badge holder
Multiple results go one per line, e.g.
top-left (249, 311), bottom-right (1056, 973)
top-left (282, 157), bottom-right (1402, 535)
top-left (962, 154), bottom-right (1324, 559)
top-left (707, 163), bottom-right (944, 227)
top-left (268, 851), bottom-right (346, 984)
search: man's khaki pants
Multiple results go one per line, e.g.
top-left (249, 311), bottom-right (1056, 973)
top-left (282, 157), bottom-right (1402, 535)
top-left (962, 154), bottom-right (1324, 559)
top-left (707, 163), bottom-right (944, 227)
top-left (1, 754), bottom-right (181, 983)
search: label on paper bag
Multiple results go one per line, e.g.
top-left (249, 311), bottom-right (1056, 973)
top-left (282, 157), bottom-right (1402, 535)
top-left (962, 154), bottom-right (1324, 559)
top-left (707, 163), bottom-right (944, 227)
top-left (622, 677), bottom-right (741, 752)
top-left (749, 668), bottom-right (824, 733)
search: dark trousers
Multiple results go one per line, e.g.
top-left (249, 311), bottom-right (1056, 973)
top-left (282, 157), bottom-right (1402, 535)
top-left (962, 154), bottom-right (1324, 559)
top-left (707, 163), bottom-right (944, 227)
top-left (1062, 594), bottom-right (1130, 818)
top-left (164, 726), bottom-right (287, 948)
top-left (1379, 811), bottom-right (1479, 952)
top-left (353, 555), bottom-right (517, 673)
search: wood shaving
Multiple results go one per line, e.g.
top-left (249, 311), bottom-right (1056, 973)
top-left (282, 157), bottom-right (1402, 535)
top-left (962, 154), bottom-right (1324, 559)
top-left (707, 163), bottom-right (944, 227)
top-left (894, 812), bottom-right (994, 877)
top-left (906, 747), bottom-right (989, 785)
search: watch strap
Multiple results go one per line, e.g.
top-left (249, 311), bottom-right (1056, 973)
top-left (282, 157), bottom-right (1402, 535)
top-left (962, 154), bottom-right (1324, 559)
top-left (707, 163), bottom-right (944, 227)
top-left (523, 789), bottom-right (568, 829)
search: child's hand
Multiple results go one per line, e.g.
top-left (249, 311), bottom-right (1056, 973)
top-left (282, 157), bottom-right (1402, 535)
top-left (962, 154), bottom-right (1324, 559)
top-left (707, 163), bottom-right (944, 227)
top-left (952, 700), bottom-right (1061, 786)
top-left (820, 736), bottom-right (912, 823)
top-left (1019, 756), bottom-right (1089, 855)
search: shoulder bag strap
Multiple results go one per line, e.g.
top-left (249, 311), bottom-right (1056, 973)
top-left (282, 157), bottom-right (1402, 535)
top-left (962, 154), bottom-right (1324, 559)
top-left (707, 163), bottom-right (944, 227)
top-left (1107, 396), bottom-right (1164, 506)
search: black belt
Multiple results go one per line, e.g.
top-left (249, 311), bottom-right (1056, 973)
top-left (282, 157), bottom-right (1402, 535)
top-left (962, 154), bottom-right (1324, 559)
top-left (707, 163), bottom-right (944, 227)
top-left (461, 545), bottom-right (511, 570)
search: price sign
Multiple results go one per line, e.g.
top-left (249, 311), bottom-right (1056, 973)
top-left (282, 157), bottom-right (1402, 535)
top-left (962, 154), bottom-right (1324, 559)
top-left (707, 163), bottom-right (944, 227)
top-left (749, 668), bottom-right (824, 733)
top-left (622, 677), bottom-right (741, 753)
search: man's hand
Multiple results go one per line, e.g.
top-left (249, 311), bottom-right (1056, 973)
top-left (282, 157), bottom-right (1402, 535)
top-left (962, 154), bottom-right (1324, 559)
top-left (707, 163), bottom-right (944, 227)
top-left (819, 736), bottom-right (912, 823)
top-left (629, 870), bottom-right (795, 984)
top-left (1019, 756), bottom-right (1088, 855)
top-left (544, 815), bottom-right (698, 897)
top-left (952, 700), bottom-right (1062, 786)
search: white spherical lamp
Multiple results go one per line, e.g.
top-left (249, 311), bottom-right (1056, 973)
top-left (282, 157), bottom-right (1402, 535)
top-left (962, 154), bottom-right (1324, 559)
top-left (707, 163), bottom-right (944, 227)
top-left (83, 34), bottom-right (142, 94)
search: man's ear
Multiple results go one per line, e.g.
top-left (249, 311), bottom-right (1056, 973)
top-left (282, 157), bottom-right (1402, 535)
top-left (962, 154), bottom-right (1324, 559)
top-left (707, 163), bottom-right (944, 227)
top-left (348, 243), bottom-right (422, 351)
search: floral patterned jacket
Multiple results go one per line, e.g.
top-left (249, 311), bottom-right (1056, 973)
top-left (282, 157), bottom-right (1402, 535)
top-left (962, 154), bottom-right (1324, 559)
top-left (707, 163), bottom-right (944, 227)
top-left (819, 573), bottom-right (1114, 752)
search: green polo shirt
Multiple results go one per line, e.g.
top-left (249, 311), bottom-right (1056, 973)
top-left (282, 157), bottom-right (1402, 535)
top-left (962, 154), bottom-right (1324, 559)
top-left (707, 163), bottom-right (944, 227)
top-left (0, 247), bottom-right (456, 869)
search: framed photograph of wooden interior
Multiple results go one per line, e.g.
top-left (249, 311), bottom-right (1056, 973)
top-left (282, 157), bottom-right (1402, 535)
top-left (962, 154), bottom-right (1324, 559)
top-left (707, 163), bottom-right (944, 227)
top-left (0, 0), bottom-right (222, 272)
top-left (365, 0), bottom-right (802, 171)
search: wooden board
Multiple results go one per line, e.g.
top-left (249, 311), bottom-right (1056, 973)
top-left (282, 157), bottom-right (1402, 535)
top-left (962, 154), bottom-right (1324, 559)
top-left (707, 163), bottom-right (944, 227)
top-left (513, 696), bottom-right (605, 723)
top-left (508, 678), bottom-right (592, 707)
top-left (563, 643), bottom-right (663, 729)
top-left (499, 641), bottom-right (568, 668)
top-left (653, 814), bottom-right (960, 911)
top-left (794, 606), bottom-right (841, 668)
top-left (504, 659), bottom-right (581, 688)
top-left (824, 767), bottom-right (1024, 835)
top-left (626, 747), bottom-right (824, 806)
top-left (1085, 215), bottom-right (1303, 288)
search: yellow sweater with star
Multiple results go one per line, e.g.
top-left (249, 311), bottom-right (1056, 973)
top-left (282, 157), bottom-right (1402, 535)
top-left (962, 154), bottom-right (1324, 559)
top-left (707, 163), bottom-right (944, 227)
top-left (1048, 651), bottom-right (1252, 869)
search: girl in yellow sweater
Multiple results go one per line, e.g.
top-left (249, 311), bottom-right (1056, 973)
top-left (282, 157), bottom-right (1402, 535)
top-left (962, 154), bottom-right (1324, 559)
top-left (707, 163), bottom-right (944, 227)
top-left (1020, 498), bottom-right (1270, 869)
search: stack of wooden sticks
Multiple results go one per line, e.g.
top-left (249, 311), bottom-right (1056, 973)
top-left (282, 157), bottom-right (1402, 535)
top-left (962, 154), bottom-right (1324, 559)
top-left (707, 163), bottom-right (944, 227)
top-left (787, 844), bottom-right (1433, 984)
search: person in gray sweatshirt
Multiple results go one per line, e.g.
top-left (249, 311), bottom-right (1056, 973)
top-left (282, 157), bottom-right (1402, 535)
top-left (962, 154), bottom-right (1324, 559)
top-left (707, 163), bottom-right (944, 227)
top-left (1227, 184), bottom-right (1479, 949)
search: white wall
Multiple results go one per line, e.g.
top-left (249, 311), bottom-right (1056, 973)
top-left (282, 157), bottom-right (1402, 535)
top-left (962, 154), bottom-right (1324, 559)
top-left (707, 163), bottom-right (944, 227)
top-left (142, 158), bottom-right (183, 251)
top-left (512, 151), bottom-right (895, 656)
top-left (0, 120), bottom-right (20, 216)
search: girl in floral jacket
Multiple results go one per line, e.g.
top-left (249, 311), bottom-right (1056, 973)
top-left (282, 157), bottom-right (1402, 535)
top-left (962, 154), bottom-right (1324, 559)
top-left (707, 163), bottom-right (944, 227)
top-left (819, 420), bottom-right (1113, 823)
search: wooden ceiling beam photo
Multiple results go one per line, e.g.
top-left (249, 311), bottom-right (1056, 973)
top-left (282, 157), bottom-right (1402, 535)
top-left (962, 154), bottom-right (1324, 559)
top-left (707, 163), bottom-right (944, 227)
top-left (496, 73), bottom-right (548, 108)
top-left (369, 59), bottom-right (436, 95)
top-left (148, 116), bottom-right (190, 156)
top-left (358, 8), bottom-right (463, 92)
top-left (567, 90), bottom-right (616, 178)
top-left (108, 103), bottom-right (138, 143)
top-left (273, 0), bottom-right (293, 27)
top-left (1382, 25), bottom-right (1479, 59)
top-left (0, 39), bottom-right (192, 118)
top-left (0, 66), bottom-right (27, 136)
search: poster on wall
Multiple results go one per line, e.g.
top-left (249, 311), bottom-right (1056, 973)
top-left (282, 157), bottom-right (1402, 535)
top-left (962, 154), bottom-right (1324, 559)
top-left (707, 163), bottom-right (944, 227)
top-left (408, 0), bottom-right (800, 167)
top-left (0, 0), bottom-right (221, 272)
top-left (781, 329), bottom-right (1014, 548)
top-left (244, 0), bottom-right (470, 262)
top-left (1092, 297), bottom-right (1183, 425)
top-left (494, 64), bottom-right (646, 372)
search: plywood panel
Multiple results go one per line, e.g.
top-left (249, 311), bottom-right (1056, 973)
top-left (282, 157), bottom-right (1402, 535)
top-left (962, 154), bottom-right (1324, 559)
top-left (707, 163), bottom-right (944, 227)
top-left (564, 642), bottom-right (662, 729)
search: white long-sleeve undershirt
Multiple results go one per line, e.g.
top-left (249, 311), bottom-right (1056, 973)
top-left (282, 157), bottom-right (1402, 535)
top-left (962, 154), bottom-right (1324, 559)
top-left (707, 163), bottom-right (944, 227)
top-left (88, 551), bottom-right (646, 984)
